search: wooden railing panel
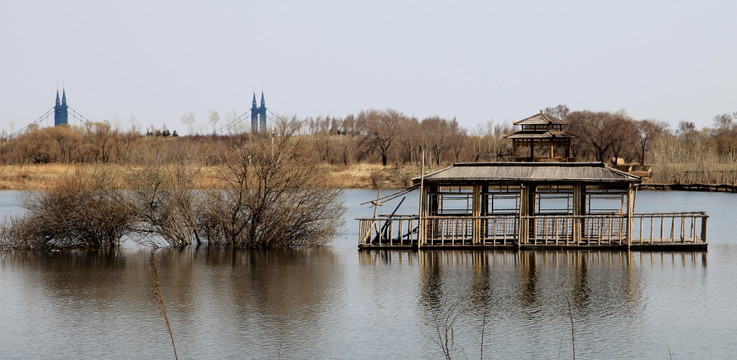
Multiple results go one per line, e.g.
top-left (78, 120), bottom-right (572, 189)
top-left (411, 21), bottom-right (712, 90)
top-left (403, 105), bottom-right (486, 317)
top-left (358, 212), bottom-right (707, 248)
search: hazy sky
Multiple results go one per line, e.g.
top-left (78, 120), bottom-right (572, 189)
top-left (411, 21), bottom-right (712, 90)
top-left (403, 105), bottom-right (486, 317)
top-left (2, 0), bottom-right (736, 134)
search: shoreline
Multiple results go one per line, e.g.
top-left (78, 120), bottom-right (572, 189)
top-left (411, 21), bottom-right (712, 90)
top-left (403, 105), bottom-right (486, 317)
top-left (3, 163), bottom-right (737, 193)
top-left (0, 163), bottom-right (422, 191)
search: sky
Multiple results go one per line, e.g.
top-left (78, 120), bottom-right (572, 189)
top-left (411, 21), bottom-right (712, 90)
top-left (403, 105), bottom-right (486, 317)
top-left (1, 0), bottom-right (736, 135)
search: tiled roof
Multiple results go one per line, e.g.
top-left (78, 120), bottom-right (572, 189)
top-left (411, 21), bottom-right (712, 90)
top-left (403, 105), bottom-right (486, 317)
top-left (413, 162), bottom-right (641, 185)
top-left (512, 111), bottom-right (567, 126)
top-left (504, 130), bottom-right (572, 139)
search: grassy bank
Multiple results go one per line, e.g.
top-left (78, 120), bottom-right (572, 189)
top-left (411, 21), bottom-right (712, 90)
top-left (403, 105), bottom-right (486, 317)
top-left (5, 162), bottom-right (737, 191)
top-left (0, 163), bottom-right (424, 191)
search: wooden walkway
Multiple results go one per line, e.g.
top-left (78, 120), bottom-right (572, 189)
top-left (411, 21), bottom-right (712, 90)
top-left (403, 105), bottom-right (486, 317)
top-left (639, 183), bottom-right (737, 193)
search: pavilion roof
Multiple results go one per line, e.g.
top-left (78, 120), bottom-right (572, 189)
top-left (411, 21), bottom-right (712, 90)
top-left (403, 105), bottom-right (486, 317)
top-left (513, 111), bottom-right (567, 126)
top-left (413, 162), bottom-right (641, 186)
top-left (504, 129), bottom-right (572, 139)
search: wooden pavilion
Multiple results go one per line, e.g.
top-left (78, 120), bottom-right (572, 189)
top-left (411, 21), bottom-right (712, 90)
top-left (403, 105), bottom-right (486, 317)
top-left (358, 162), bottom-right (707, 250)
top-left (504, 110), bottom-right (574, 162)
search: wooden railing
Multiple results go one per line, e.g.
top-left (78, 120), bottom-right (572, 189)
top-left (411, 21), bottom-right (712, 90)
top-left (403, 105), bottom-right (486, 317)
top-left (358, 215), bottom-right (420, 248)
top-left (357, 212), bottom-right (707, 248)
top-left (520, 214), bottom-right (627, 246)
top-left (630, 212), bottom-right (707, 245)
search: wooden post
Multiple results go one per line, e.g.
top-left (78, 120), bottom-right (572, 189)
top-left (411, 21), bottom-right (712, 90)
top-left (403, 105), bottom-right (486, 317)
top-left (529, 140), bottom-right (535, 162)
top-left (418, 150), bottom-right (425, 248)
top-left (519, 185), bottom-right (527, 245)
top-left (701, 215), bottom-right (708, 243)
top-left (528, 185), bottom-right (537, 244)
top-left (626, 185), bottom-right (634, 249)
top-left (473, 185), bottom-right (481, 245)
top-left (481, 185), bottom-right (488, 245)
top-left (572, 184), bottom-right (583, 244)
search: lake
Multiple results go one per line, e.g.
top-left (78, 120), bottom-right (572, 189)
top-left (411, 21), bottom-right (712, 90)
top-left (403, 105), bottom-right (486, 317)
top-left (1, 189), bottom-right (736, 359)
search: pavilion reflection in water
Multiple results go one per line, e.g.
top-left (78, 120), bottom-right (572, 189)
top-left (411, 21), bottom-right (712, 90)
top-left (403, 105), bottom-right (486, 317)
top-left (359, 249), bottom-right (707, 316)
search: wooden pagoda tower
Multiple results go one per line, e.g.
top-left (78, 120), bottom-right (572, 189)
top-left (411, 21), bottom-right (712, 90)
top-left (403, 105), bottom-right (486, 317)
top-left (504, 110), bottom-right (573, 162)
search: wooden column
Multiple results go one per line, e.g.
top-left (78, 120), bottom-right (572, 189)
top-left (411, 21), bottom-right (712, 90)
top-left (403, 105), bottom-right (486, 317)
top-left (519, 185), bottom-right (528, 245)
top-left (626, 184), bottom-right (634, 248)
top-left (701, 215), bottom-right (708, 243)
top-left (419, 184), bottom-right (428, 248)
top-left (572, 184), bottom-right (584, 244)
top-left (473, 185), bottom-right (481, 244)
top-left (527, 185), bottom-right (537, 243)
top-left (481, 185), bottom-right (489, 216)
top-left (529, 140), bottom-right (535, 162)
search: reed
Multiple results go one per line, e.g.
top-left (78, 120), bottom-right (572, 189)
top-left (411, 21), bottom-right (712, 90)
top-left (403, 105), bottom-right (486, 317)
top-left (564, 284), bottom-right (576, 360)
top-left (149, 252), bottom-right (178, 360)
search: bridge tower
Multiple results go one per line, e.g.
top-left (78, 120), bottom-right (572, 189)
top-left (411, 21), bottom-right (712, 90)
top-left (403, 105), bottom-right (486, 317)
top-left (250, 91), bottom-right (267, 133)
top-left (259, 91), bottom-right (267, 132)
top-left (54, 89), bottom-right (68, 126)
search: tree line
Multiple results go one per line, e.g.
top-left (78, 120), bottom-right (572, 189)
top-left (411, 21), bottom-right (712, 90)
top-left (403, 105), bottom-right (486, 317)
top-left (3, 106), bottom-right (737, 183)
top-left (1, 119), bottom-right (343, 250)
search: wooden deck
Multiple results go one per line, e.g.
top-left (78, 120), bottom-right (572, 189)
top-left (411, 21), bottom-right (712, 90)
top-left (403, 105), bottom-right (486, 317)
top-left (639, 183), bottom-right (737, 193)
top-left (357, 212), bottom-right (708, 250)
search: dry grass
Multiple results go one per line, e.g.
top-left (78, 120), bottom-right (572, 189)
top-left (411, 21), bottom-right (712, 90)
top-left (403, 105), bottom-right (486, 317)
top-left (323, 163), bottom-right (421, 189)
top-left (0, 163), bottom-right (425, 190)
top-left (0, 164), bottom-right (134, 190)
top-left (0, 164), bottom-right (228, 190)
top-left (0, 164), bottom-right (75, 190)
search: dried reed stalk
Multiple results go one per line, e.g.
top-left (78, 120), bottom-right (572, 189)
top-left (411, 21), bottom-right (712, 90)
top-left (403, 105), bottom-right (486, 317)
top-left (149, 252), bottom-right (178, 360)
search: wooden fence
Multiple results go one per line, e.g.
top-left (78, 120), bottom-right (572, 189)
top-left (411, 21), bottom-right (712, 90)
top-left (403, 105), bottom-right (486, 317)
top-left (358, 212), bottom-right (707, 249)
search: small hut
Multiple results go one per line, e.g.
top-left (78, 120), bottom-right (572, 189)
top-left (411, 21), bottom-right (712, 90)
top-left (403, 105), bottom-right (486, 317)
top-left (504, 110), bottom-right (573, 162)
top-left (358, 162), bottom-right (707, 250)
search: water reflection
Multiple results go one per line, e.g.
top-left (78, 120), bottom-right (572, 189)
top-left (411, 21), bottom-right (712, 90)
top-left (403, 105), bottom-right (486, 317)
top-left (0, 247), bottom-right (343, 359)
top-left (358, 249), bottom-right (416, 265)
top-left (156, 246), bottom-right (342, 348)
top-left (4, 249), bottom-right (132, 304)
top-left (409, 249), bottom-right (709, 318)
top-left (635, 250), bottom-right (708, 268)
top-left (0, 246), bottom-right (716, 359)
top-left (406, 249), bottom-right (710, 358)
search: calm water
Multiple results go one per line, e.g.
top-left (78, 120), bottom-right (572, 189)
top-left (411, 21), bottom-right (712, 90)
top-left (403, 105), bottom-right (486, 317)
top-left (1, 190), bottom-right (736, 359)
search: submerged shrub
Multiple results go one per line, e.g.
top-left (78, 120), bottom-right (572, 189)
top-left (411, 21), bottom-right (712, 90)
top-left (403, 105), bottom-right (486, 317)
top-left (1, 167), bottom-right (133, 249)
top-left (126, 148), bottom-right (203, 248)
top-left (0, 119), bottom-right (344, 250)
top-left (197, 118), bottom-right (344, 248)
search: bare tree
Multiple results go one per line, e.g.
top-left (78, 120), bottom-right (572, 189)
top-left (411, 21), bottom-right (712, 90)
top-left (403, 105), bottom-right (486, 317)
top-left (421, 116), bottom-right (449, 166)
top-left (544, 104), bottom-right (570, 120)
top-left (636, 119), bottom-right (667, 165)
top-left (712, 113), bottom-right (737, 159)
top-left (48, 125), bottom-right (82, 163)
top-left (84, 121), bottom-right (116, 163)
top-left (447, 118), bottom-right (467, 163)
top-left (358, 109), bottom-right (402, 166)
top-left (567, 111), bottom-right (609, 161)
top-left (608, 111), bottom-right (638, 163)
top-left (209, 109), bottom-right (220, 135)
top-left (180, 112), bottom-right (196, 135)
top-left (396, 117), bottom-right (421, 165)
top-left (568, 110), bottom-right (635, 163)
